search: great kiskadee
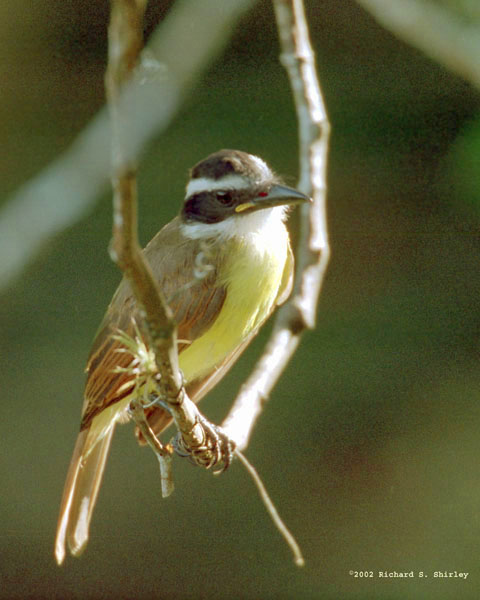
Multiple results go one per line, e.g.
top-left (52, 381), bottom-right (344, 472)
top-left (55, 149), bottom-right (309, 565)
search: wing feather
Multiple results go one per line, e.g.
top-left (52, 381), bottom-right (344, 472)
top-left (81, 217), bottom-right (226, 430)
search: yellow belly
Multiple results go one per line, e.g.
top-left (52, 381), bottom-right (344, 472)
top-left (179, 229), bottom-right (289, 382)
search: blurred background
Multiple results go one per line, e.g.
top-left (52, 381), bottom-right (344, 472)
top-left (1, 0), bottom-right (480, 598)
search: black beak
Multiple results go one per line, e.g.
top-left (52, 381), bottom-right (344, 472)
top-left (260, 184), bottom-right (311, 207)
top-left (235, 184), bottom-right (311, 214)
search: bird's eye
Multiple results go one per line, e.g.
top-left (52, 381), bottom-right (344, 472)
top-left (216, 191), bottom-right (234, 206)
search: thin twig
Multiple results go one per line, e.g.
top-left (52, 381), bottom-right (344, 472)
top-left (106, 0), bottom-right (174, 494)
top-left (222, 0), bottom-right (330, 451)
top-left (106, 0), bottom-right (182, 408)
top-left (356, 0), bottom-right (480, 90)
top-left (105, 0), bottom-right (226, 481)
top-left (130, 400), bottom-right (175, 497)
top-left (235, 450), bottom-right (305, 567)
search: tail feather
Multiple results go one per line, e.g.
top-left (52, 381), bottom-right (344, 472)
top-left (55, 426), bottom-right (115, 565)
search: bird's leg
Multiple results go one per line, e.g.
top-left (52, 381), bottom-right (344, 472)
top-left (128, 395), bottom-right (172, 457)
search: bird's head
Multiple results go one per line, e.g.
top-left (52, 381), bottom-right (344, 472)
top-left (181, 149), bottom-right (309, 225)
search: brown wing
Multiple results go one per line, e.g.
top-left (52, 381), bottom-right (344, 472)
top-left (80, 217), bottom-right (226, 430)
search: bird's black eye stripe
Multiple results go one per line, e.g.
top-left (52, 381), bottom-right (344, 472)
top-left (183, 190), bottom-right (236, 223)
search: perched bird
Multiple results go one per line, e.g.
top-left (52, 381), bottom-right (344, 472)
top-left (55, 149), bottom-right (309, 565)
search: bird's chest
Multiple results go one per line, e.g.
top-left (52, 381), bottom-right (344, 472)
top-left (179, 229), bottom-right (288, 381)
top-left (220, 233), bottom-right (288, 328)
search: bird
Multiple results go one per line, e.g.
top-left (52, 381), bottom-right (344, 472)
top-left (54, 149), bottom-right (309, 565)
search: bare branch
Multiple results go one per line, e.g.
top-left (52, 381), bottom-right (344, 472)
top-left (106, 0), bottom-right (182, 412)
top-left (0, 0), bottom-right (257, 291)
top-left (222, 0), bottom-right (330, 450)
top-left (105, 1), bottom-right (233, 487)
top-left (356, 0), bottom-right (480, 90)
top-left (106, 0), bottom-right (175, 491)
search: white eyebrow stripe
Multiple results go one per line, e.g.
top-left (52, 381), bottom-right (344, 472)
top-left (185, 175), bottom-right (249, 197)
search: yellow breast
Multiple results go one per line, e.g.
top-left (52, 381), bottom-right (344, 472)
top-left (179, 226), bottom-right (289, 382)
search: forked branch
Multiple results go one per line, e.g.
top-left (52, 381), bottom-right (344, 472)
top-left (105, 0), bottom-right (329, 567)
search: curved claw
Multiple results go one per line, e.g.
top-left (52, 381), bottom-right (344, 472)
top-left (172, 414), bottom-right (235, 472)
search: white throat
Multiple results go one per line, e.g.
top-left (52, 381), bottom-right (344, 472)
top-left (180, 206), bottom-right (287, 241)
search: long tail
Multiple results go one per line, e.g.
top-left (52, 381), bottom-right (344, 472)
top-left (54, 424), bottom-right (115, 565)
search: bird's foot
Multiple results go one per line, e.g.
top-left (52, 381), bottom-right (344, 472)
top-left (172, 412), bottom-right (235, 474)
